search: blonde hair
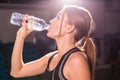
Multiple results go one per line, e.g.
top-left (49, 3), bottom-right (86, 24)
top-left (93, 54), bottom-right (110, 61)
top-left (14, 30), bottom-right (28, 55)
top-left (64, 5), bottom-right (96, 79)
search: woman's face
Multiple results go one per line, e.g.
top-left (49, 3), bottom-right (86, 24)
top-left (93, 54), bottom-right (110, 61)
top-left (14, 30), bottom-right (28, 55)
top-left (47, 9), bottom-right (70, 39)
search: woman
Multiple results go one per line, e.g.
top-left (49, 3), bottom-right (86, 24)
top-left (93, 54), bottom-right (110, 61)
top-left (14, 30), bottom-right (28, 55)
top-left (10, 5), bottom-right (96, 80)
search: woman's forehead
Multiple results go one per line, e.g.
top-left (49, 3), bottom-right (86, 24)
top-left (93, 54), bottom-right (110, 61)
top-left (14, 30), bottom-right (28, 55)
top-left (57, 9), bottom-right (65, 16)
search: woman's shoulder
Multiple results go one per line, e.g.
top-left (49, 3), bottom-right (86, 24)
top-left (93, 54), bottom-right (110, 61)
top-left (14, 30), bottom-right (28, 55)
top-left (68, 51), bottom-right (88, 65)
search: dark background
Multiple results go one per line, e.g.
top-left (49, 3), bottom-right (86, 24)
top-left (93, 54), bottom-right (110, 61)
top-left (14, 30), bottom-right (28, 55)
top-left (0, 0), bottom-right (120, 80)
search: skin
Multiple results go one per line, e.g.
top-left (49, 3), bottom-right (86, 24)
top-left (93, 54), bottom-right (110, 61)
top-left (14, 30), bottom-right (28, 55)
top-left (10, 9), bottom-right (91, 80)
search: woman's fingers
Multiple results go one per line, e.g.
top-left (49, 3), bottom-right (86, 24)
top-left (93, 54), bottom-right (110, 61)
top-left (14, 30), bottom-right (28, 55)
top-left (17, 14), bottom-right (34, 38)
top-left (22, 14), bottom-right (29, 30)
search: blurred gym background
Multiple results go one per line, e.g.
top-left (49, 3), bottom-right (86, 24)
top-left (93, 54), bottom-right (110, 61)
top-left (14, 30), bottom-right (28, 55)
top-left (0, 0), bottom-right (120, 80)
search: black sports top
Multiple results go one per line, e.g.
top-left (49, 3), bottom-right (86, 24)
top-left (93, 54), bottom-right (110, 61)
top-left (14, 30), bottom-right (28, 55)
top-left (41, 47), bottom-right (82, 80)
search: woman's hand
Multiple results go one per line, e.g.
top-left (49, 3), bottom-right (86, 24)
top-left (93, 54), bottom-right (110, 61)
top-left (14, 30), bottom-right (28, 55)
top-left (16, 15), bottom-right (34, 39)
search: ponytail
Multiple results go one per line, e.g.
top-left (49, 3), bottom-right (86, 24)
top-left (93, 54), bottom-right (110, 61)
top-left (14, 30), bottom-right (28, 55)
top-left (84, 37), bottom-right (96, 80)
top-left (76, 37), bottom-right (96, 80)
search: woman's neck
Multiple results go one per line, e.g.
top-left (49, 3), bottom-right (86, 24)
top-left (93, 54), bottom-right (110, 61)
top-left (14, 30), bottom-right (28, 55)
top-left (55, 36), bottom-right (76, 57)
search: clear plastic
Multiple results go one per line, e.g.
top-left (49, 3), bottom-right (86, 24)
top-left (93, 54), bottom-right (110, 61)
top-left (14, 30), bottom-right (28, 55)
top-left (10, 12), bottom-right (49, 31)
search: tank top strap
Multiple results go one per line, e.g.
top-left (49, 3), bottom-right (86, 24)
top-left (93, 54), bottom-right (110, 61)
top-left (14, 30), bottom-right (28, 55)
top-left (56, 47), bottom-right (81, 80)
top-left (47, 53), bottom-right (57, 71)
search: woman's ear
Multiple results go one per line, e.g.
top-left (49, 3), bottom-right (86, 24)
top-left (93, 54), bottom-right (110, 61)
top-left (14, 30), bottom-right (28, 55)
top-left (66, 24), bottom-right (75, 33)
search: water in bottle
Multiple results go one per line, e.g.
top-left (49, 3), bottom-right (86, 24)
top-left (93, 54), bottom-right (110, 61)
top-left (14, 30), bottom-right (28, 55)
top-left (10, 12), bottom-right (49, 31)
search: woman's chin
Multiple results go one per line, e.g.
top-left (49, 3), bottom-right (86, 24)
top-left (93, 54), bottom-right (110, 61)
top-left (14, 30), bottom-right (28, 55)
top-left (47, 33), bottom-right (53, 39)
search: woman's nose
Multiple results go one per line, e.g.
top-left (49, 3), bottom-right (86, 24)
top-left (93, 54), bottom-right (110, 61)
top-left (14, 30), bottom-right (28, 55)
top-left (49, 18), bottom-right (55, 24)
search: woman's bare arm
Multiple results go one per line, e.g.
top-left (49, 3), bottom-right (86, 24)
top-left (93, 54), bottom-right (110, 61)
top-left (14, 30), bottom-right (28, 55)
top-left (68, 52), bottom-right (91, 80)
top-left (10, 15), bottom-right (54, 78)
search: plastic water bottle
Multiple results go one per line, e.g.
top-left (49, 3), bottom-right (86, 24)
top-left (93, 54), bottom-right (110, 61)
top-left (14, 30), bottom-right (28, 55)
top-left (10, 12), bottom-right (49, 31)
